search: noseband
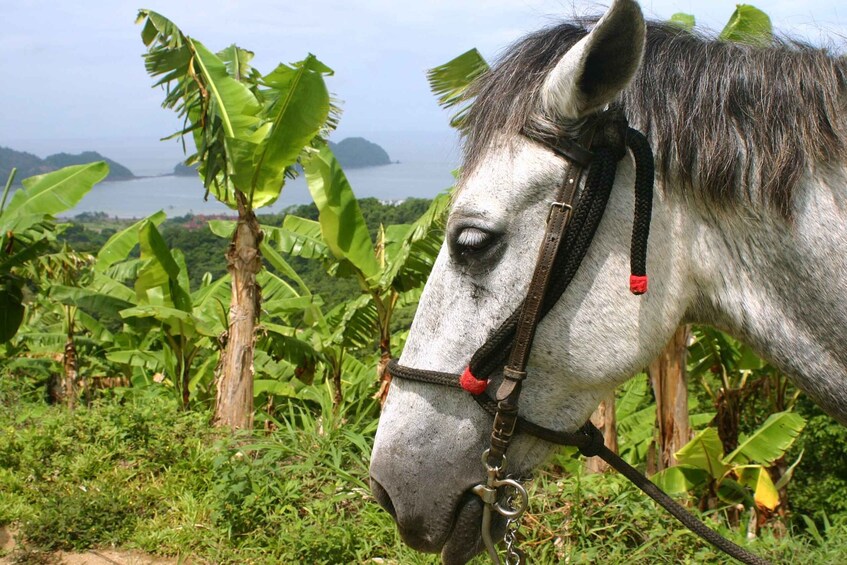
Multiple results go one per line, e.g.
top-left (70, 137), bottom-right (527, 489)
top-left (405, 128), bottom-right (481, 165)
top-left (388, 115), bottom-right (770, 565)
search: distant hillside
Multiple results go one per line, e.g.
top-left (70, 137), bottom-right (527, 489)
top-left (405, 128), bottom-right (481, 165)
top-left (0, 146), bottom-right (135, 183)
top-left (329, 137), bottom-right (392, 168)
top-left (174, 162), bottom-right (199, 176)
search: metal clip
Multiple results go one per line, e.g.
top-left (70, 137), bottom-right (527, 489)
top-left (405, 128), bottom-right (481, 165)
top-left (474, 450), bottom-right (530, 565)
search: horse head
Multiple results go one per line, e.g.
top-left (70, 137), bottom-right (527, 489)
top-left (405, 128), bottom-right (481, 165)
top-left (369, 1), bottom-right (694, 562)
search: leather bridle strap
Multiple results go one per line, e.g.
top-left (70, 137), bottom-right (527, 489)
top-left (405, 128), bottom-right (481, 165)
top-left (485, 153), bottom-right (586, 468)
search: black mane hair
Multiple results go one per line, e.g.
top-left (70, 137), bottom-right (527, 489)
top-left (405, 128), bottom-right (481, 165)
top-left (462, 20), bottom-right (847, 216)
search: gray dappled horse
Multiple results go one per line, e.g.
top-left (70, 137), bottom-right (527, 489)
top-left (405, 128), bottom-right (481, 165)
top-left (369, 0), bottom-right (847, 563)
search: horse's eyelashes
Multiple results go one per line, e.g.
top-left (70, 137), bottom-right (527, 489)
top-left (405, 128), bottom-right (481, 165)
top-left (455, 227), bottom-right (491, 251)
top-left (448, 223), bottom-right (504, 265)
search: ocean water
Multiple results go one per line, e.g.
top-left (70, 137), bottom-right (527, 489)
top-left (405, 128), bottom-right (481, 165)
top-left (9, 133), bottom-right (460, 219)
top-left (64, 160), bottom-right (458, 219)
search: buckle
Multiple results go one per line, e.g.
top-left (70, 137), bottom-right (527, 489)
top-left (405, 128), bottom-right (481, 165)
top-left (547, 201), bottom-right (572, 223)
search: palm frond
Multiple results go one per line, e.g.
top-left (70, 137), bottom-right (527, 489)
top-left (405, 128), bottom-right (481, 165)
top-left (426, 48), bottom-right (489, 130)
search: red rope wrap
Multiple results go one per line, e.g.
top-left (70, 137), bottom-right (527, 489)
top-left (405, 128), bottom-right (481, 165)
top-left (460, 367), bottom-right (488, 395)
top-left (630, 274), bottom-right (648, 295)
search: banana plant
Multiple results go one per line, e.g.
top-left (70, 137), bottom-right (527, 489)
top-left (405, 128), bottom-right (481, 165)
top-left (26, 247), bottom-right (96, 407)
top-left (119, 220), bottom-right (229, 409)
top-left (277, 145), bottom-right (449, 402)
top-left (0, 163), bottom-right (108, 343)
top-left (210, 215), bottom-right (372, 411)
top-left (652, 411), bottom-right (805, 533)
top-left (209, 146), bottom-right (448, 404)
top-left (138, 9), bottom-right (337, 430)
top-left (616, 374), bottom-right (716, 466)
top-left (48, 218), bottom-right (230, 409)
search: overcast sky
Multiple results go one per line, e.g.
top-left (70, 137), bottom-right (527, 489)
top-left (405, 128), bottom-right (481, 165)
top-left (2, 0), bottom-right (846, 168)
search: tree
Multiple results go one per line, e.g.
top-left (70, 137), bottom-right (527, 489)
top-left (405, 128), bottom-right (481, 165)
top-left (138, 10), bottom-right (335, 429)
top-left (586, 392), bottom-right (618, 473)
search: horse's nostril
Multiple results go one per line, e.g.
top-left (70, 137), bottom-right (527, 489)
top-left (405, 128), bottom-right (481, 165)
top-left (370, 477), bottom-right (397, 520)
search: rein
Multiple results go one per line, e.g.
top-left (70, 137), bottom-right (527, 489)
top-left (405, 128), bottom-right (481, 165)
top-left (388, 117), bottom-right (771, 565)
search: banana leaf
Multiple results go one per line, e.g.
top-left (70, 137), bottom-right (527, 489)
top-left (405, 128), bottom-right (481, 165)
top-left (1, 162), bottom-right (108, 234)
top-left (723, 411), bottom-right (806, 466)
top-left (303, 145), bottom-right (379, 280)
top-left (675, 427), bottom-right (728, 480)
top-left (95, 210), bottom-right (166, 271)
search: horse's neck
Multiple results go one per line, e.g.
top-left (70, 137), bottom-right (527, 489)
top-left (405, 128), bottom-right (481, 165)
top-left (682, 169), bottom-right (847, 423)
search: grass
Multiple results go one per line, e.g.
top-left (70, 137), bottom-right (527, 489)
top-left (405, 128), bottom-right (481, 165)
top-left (1, 377), bottom-right (845, 564)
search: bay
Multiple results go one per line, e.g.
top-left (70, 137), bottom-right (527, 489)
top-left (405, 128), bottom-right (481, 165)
top-left (62, 160), bottom-right (458, 219)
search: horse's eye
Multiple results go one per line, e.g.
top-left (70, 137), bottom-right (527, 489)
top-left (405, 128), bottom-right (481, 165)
top-left (453, 227), bottom-right (495, 255)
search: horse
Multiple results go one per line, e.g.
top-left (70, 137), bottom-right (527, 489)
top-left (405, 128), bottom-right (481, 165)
top-left (369, 0), bottom-right (847, 562)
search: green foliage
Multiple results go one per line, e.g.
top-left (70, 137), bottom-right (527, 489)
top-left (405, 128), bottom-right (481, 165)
top-left (720, 5), bottom-right (773, 45)
top-left (138, 9), bottom-right (335, 210)
top-left (614, 374), bottom-right (655, 464)
top-left (725, 411), bottom-right (806, 466)
top-left (303, 144), bottom-right (381, 281)
top-left (2, 163), bottom-right (109, 235)
top-left (0, 164), bottom-right (108, 343)
top-left (22, 484), bottom-right (140, 551)
top-left (3, 369), bottom-right (847, 564)
top-left (523, 463), bottom-right (839, 564)
top-left (652, 412), bottom-right (805, 513)
top-left (95, 211), bottom-right (166, 272)
top-left (0, 385), bottom-right (214, 551)
top-left (788, 397), bottom-right (847, 522)
top-left (427, 48), bottom-right (489, 129)
top-left (0, 277), bottom-right (24, 344)
top-left (669, 13), bottom-right (696, 30)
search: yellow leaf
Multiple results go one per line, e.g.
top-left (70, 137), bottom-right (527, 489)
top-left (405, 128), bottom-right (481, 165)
top-left (754, 469), bottom-right (779, 511)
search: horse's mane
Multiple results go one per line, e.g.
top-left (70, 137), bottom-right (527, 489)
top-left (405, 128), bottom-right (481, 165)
top-left (462, 20), bottom-right (847, 217)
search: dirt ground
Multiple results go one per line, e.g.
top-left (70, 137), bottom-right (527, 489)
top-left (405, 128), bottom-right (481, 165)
top-left (0, 527), bottom-right (181, 565)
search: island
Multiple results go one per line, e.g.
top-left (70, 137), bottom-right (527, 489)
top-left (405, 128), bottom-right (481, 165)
top-left (171, 137), bottom-right (393, 177)
top-left (173, 162), bottom-right (199, 176)
top-left (0, 147), bottom-right (135, 183)
top-left (329, 137), bottom-right (392, 168)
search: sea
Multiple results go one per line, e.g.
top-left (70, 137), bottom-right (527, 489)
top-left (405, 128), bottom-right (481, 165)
top-left (8, 133), bottom-right (461, 219)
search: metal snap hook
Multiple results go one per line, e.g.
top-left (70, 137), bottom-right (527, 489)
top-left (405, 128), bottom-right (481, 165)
top-left (481, 448), bottom-right (505, 474)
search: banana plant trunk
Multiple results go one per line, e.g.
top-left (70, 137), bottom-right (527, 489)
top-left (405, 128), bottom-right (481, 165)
top-left (181, 350), bottom-right (191, 411)
top-left (585, 393), bottom-right (617, 473)
top-left (374, 292), bottom-right (397, 406)
top-left (214, 197), bottom-right (262, 430)
top-left (648, 326), bottom-right (691, 472)
top-left (62, 335), bottom-right (78, 410)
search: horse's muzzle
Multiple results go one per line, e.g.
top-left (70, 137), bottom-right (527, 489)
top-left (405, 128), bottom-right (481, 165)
top-left (370, 476), bottom-right (444, 553)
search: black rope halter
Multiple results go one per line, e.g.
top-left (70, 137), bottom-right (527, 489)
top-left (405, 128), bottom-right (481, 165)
top-left (388, 114), bottom-right (770, 565)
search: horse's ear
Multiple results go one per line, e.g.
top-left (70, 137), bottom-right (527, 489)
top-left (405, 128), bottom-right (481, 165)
top-left (541, 0), bottom-right (646, 119)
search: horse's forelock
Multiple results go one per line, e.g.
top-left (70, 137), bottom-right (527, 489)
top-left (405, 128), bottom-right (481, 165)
top-left (462, 19), bottom-right (847, 217)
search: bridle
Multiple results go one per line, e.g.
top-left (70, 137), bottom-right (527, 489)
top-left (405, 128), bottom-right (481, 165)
top-left (387, 111), bottom-right (771, 565)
